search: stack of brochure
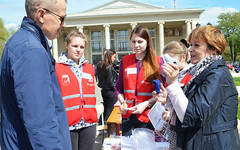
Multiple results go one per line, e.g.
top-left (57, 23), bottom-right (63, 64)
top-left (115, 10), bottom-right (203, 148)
top-left (148, 102), bottom-right (168, 140)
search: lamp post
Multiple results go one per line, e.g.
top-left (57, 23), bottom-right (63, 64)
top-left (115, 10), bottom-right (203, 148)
top-left (196, 23), bottom-right (200, 27)
top-left (207, 22), bottom-right (212, 26)
top-left (232, 35), bottom-right (235, 63)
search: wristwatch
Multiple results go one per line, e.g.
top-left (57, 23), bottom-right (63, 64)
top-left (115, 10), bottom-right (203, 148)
top-left (147, 101), bottom-right (152, 108)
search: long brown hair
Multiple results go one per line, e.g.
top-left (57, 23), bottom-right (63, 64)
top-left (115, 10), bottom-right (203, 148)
top-left (130, 26), bottom-right (162, 83)
top-left (99, 49), bottom-right (116, 70)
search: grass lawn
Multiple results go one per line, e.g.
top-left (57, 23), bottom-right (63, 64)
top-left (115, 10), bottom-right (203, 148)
top-left (234, 78), bottom-right (240, 120)
top-left (233, 77), bottom-right (240, 86)
top-left (238, 97), bottom-right (240, 120)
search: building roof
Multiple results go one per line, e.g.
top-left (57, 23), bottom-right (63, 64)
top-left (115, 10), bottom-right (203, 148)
top-left (66, 0), bottom-right (204, 27)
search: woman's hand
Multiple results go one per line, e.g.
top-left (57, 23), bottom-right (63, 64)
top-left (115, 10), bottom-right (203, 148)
top-left (117, 94), bottom-right (128, 114)
top-left (119, 102), bottom-right (128, 114)
top-left (152, 83), bottom-right (168, 105)
top-left (131, 101), bottom-right (149, 114)
top-left (162, 62), bottom-right (179, 85)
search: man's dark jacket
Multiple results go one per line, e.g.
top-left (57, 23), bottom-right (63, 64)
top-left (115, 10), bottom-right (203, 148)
top-left (0, 17), bottom-right (71, 150)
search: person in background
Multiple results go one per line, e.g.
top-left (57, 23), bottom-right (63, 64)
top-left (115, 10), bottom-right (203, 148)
top-left (55, 30), bottom-right (97, 150)
top-left (115, 25), bottom-right (166, 136)
top-left (155, 39), bottom-right (193, 149)
top-left (161, 25), bottom-right (240, 149)
top-left (95, 49), bottom-right (107, 80)
top-left (96, 49), bottom-right (118, 122)
top-left (0, 0), bottom-right (71, 149)
top-left (235, 62), bottom-right (240, 73)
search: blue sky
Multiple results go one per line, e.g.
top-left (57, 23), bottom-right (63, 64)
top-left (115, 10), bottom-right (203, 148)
top-left (0, 0), bottom-right (239, 30)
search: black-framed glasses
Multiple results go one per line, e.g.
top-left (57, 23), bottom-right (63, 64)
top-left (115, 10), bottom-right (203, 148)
top-left (43, 8), bottom-right (66, 25)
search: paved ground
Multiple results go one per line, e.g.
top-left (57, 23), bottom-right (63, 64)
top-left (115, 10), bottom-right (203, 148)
top-left (231, 71), bottom-right (240, 77)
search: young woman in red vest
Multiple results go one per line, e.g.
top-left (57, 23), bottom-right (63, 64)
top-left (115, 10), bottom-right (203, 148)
top-left (115, 25), bottom-right (166, 136)
top-left (155, 39), bottom-right (193, 149)
top-left (55, 30), bottom-right (97, 150)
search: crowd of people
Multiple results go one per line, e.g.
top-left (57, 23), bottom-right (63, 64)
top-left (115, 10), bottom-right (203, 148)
top-left (226, 61), bottom-right (240, 73)
top-left (0, 0), bottom-right (239, 150)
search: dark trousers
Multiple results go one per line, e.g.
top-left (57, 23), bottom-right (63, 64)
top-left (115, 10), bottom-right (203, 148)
top-left (122, 114), bottom-right (154, 136)
top-left (70, 125), bottom-right (96, 150)
top-left (101, 89), bottom-right (117, 121)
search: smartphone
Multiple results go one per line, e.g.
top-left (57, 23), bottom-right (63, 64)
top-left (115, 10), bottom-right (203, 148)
top-left (163, 54), bottom-right (178, 77)
top-left (163, 54), bottom-right (178, 64)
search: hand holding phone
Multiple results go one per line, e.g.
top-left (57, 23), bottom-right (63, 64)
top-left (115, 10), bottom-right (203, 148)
top-left (163, 54), bottom-right (178, 77)
top-left (163, 54), bottom-right (178, 64)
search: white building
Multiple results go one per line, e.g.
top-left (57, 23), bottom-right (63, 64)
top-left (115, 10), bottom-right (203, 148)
top-left (52, 0), bottom-right (204, 65)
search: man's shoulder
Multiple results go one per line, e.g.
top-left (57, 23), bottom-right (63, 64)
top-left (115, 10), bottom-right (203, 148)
top-left (6, 29), bottom-right (46, 58)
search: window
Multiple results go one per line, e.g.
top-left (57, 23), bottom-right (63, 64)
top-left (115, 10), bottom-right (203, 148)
top-left (117, 30), bottom-right (128, 51)
top-left (91, 31), bottom-right (102, 52)
top-left (164, 27), bottom-right (182, 36)
top-left (148, 28), bottom-right (156, 49)
top-left (91, 29), bottom-right (132, 64)
top-left (91, 31), bottom-right (103, 65)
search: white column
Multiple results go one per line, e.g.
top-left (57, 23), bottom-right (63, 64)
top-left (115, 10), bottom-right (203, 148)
top-left (77, 25), bottom-right (84, 33)
top-left (191, 20), bottom-right (196, 30)
top-left (158, 21), bottom-right (165, 56)
top-left (104, 24), bottom-right (110, 49)
top-left (52, 39), bottom-right (58, 60)
top-left (185, 20), bottom-right (191, 38)
top-left (130, 23), bottom-right (137, 30)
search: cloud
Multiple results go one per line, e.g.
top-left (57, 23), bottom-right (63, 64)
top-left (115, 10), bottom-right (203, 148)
top-left (200, 7), bottom-right (239, 26)
top-left (5, 23), bottom-right (19, 31)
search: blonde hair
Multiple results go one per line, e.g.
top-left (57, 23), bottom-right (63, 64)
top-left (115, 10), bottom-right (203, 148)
top-left (163, 41), bottom-right (189, 62)
top-left (188, 25), bottom-right (227, 55)
top-left (65, 30), bottom-right (88, 46)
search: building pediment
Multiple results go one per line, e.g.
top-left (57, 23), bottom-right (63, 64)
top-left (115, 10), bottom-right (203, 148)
top-left (66, 0), bottom-right (203, 23)
top-left (85, 0), bottom-right (163, 11)
top-left (68, 0), bottom-right (165, 17)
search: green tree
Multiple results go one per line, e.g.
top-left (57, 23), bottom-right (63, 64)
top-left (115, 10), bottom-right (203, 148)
top-left (216, 12), bottom-right (240, 62)
top-left (7, 25), bottom-right (18, 38)
top-left (0, 18), bottom-right (9, 59)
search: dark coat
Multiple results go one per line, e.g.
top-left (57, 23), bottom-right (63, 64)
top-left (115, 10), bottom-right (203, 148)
top-left (0, 17), bottom-right (71, 150)
top-left (96, 63), bottom-right (118, 90)
top-left (177, 59), bottom-right (240, 150)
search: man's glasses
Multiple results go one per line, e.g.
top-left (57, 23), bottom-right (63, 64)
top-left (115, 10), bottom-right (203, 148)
top-left (43, 8), bottom-right (66, 25)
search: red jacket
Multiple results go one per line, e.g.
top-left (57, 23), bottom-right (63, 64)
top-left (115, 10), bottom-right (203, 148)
top-left (122, 54), bottom-right (162, 123)
top-left (55, 63), bottom-right (97, 126)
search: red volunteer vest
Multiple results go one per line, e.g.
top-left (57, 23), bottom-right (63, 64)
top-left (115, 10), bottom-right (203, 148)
top-left (122, 54), bottom-right (162, 123)
top-left (55, 63), bottom-right (97, 126)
